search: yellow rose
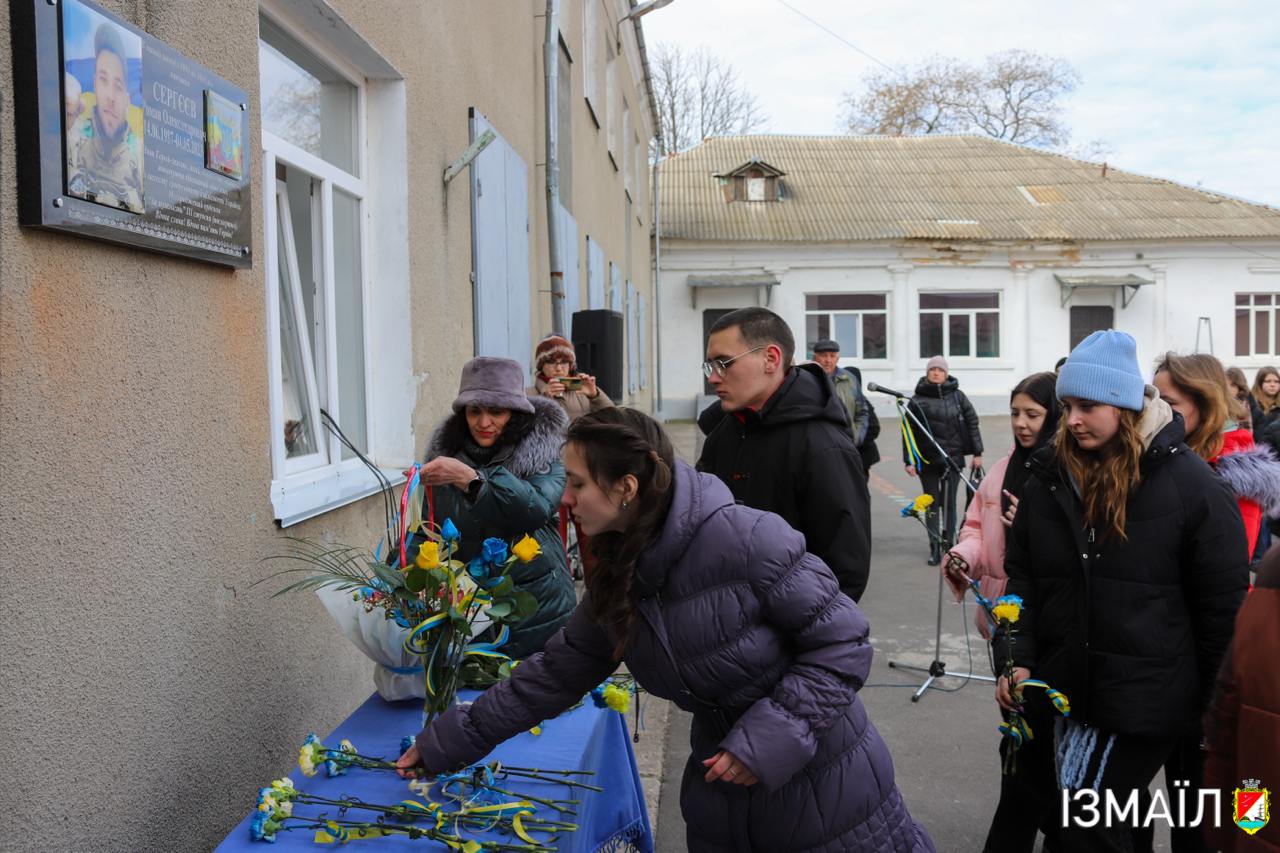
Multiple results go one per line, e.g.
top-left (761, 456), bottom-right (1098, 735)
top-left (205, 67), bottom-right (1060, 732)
top-left (512, 534), bottom-right (541, 563)
top-left (603, 683), bottom-right (630, 714)
top-left (414, 541), bottom-right (441, 570)
top-left (912, 494), bottom-right (934, 513)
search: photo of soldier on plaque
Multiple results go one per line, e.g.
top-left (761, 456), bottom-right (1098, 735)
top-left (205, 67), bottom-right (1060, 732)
top-left (62, 0), bottom-right (144, 213)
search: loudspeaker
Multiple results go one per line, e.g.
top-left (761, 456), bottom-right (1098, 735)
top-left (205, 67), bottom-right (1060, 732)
top-left (572, 309), bottom-right (624, 402)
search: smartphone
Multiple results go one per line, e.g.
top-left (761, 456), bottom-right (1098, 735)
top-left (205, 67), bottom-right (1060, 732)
top-left (561, 376), bottom-right (584, 390)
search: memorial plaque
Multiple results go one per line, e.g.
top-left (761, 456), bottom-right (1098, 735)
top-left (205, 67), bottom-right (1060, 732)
top-left (12, 0), bottom-right (252, 268)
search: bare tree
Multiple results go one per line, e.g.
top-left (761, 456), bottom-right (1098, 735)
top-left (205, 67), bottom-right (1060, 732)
top-left (652, 44), bottom-right (767, 154)
top-left (841, 50), bottom-right (1097, 153)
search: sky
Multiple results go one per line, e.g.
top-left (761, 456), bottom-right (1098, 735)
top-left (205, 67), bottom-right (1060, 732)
top-left (640, 0), bottom-right (1280, 207)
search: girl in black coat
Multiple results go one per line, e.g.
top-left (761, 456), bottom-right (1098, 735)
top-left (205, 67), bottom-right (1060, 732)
top-left (997, 331), bottom-right (1248, 853)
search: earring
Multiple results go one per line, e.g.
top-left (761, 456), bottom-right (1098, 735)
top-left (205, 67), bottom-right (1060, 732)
top-left (621, 500), bottom-right (630, 510)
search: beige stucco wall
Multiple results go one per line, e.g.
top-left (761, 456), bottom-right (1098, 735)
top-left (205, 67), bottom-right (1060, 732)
top-left (0, 0), bottom-right (654, 848)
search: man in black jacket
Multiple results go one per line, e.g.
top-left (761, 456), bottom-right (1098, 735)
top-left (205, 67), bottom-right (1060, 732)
top-left (696, 308), bottom-right (872, 601)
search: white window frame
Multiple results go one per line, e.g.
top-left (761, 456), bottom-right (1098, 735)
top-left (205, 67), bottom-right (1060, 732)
top-left (1236, 293), bottom-right (1280, 357)
top-left (918, 291), bottom-right (1002, 359)
top-left (261, 7), bottom-right (407, 526)
top-left (804, 294), bottom-right (890, 361)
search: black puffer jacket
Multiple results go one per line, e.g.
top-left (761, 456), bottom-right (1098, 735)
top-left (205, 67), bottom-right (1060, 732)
top-left (998, 396), bottom-right (1249, 738)
top-left (697, 364), bottom-right (872, 601)
top-left (903, 375), bottom-right (983, 464)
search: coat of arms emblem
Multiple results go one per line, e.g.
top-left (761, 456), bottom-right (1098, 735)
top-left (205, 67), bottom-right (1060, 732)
top-left (1234, 779), bottom-right (1270, 836)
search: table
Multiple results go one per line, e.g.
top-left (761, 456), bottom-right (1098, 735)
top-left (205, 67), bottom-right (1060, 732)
top-left (216, 691), bottom-right (652, 852)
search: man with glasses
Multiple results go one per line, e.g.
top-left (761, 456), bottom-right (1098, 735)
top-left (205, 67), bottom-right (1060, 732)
top-left (696, 308), bottom-right (872, 602)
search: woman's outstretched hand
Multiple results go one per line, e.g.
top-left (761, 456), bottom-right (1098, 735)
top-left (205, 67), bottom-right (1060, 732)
top-left (1001, 490), bottom-right (1020, 528)
top-left (702, 749), bottom-right (758, 786)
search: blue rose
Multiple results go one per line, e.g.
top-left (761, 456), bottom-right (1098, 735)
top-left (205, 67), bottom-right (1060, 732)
top-left (440, 518), bottom-right (461, 542)
top-left (481, 537), bottom-right (509, 565)
top-left (467, 557), bottom-right (489, 584)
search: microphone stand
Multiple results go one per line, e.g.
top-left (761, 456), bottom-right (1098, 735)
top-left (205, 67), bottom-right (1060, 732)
top-left (886, 395), bottom-right (994, 702)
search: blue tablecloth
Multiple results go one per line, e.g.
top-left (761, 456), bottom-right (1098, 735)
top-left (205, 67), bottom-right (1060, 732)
top-left (216, 691), bottom-right (652, 852)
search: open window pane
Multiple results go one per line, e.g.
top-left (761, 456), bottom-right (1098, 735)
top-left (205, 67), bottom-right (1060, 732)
top-left (276, 207), bottom-right (319, 460)
top-left (920, 313), bottom-right (943, 358)
top-left (863, 314), bottom-right (887, 358)
top-left (259, 16), bottom-right (358, 175)
top-left (333, 189), bottom-right (367, 458)
top-left (948, 314), bottom-right (971, 357)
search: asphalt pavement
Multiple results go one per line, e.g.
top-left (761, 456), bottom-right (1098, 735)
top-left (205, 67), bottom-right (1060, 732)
top-left (648, 414), bottom-right (1174, 852)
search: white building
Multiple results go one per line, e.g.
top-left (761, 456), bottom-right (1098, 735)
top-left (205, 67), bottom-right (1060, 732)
top-left (655, 135), bottom-right (1280, 416)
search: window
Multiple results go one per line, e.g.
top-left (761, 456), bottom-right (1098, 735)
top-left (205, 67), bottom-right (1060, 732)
top-left (582, 0), bottom-right (599, 123)
top-left (557, 38), bottom-right (573, 210)
top-left (731, 169), bottom-right (778, 202)
top-left (260, 9), bottom-right (409, 526)
top-left (605, 39), bottom-right (617, 167)
top-left (1236, 293), bottom-right (1280, 356)
top-left (804, 294), bottom-right (888, 359)
top-left (633, 135), bottom-right (646, 213)
top-left (918, 292), bottom-right (1000, 358)
top-left (622, 100), bottom-right (631, 196)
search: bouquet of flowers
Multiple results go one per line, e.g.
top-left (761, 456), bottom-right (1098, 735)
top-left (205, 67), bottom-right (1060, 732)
top-left (267, 517), bottom-right (541, 726)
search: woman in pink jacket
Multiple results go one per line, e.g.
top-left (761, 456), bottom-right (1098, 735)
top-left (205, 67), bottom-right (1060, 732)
top-left (943, 371), bottom-right (1060, 853)
top-left (944, 372), bottom-right (1059, 637)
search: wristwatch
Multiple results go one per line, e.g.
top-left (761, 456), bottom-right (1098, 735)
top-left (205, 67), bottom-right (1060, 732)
top-left (465, 471), bottom-right (486, 500)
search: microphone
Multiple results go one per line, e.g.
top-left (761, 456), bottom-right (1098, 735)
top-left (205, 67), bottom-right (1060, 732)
top-left (866, 382), bottom-right (910, 398)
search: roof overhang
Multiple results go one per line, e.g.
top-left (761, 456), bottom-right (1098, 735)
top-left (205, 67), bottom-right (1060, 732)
top-left (686, 274), bottom-right (779, 309)
top-left (1054, 273), bottom-right (1154, 308)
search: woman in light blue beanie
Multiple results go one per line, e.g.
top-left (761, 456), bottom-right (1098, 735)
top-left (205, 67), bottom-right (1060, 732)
top-left (1054, 329), bottom-right (1146, 413)
top-left (993, 328), bottom-right (1248, 850)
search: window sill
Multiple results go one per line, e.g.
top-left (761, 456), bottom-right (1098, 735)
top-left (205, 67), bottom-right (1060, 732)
top-left (584, 96), bottom-right (600, 129)
top-left (272, 461), bottom-right (407, 528)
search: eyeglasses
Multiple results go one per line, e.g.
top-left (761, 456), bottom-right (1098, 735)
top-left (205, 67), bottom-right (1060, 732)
top-left (701, 345), bottom-right (766, 379)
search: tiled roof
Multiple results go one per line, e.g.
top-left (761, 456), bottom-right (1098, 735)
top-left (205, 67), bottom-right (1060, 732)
top-left (656, 134), bottom-right (1280, 243)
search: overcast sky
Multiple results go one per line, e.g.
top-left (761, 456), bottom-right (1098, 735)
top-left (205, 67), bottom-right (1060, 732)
top-left (641, 0), bottom-right (1280, 207)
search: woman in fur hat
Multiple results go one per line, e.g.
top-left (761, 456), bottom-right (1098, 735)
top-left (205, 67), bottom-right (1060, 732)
top-left (529, 334), bottom-right (614, 421)
top-left (418, 357), bottom-right (576, 658)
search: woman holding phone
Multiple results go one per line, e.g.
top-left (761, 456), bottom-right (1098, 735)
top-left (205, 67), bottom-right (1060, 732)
top-left (529, 334), bottom-right (614, 421)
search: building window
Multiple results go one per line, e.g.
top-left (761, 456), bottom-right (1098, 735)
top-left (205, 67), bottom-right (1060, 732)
top-left (1236, 293), bottom-right (1280, 356)
top-left (557, 37), bottom-right (574, 210)
top-left (918, 292), bottom-right (1000, 358)
top-left (804, 294), bottom-right (888, 359)
top-left (582, 0), bottom-right (599, 124)
top-left (605, 39), bottom-right (617, 167)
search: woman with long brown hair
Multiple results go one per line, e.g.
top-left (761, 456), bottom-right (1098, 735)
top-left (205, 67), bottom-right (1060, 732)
top-left (1224, 365), bottom-right (1256, 430)
top-left (1152, 352), bottom-right (1280, 853)
top-left (995, 331), bottom-right (1248, 853)
top-left (1250, 365), bottom-right (1280, 437)
top-left (1155, 353), bottom-right (1280, 557)
top-left (397, 407), bottom-right (933, 852)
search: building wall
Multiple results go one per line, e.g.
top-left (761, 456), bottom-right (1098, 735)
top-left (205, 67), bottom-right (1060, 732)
top-left (657, 240), bottom-right (1280, 419)
top-left (0, 0), bottom-right (653, 848)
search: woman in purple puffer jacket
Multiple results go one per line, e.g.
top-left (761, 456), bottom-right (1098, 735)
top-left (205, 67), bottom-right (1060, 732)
top-left (397, 407), bottom-right (933, 852)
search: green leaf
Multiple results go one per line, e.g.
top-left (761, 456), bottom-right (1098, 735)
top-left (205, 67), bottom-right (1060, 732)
top-left (512, 590), bottom-right (539, 620)
top-left (485, 600), bottom-right (513, 620)
top-left (487, 575), bottom-right (514, 598)
top-left (404, 568), bottom-right (428, 593)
